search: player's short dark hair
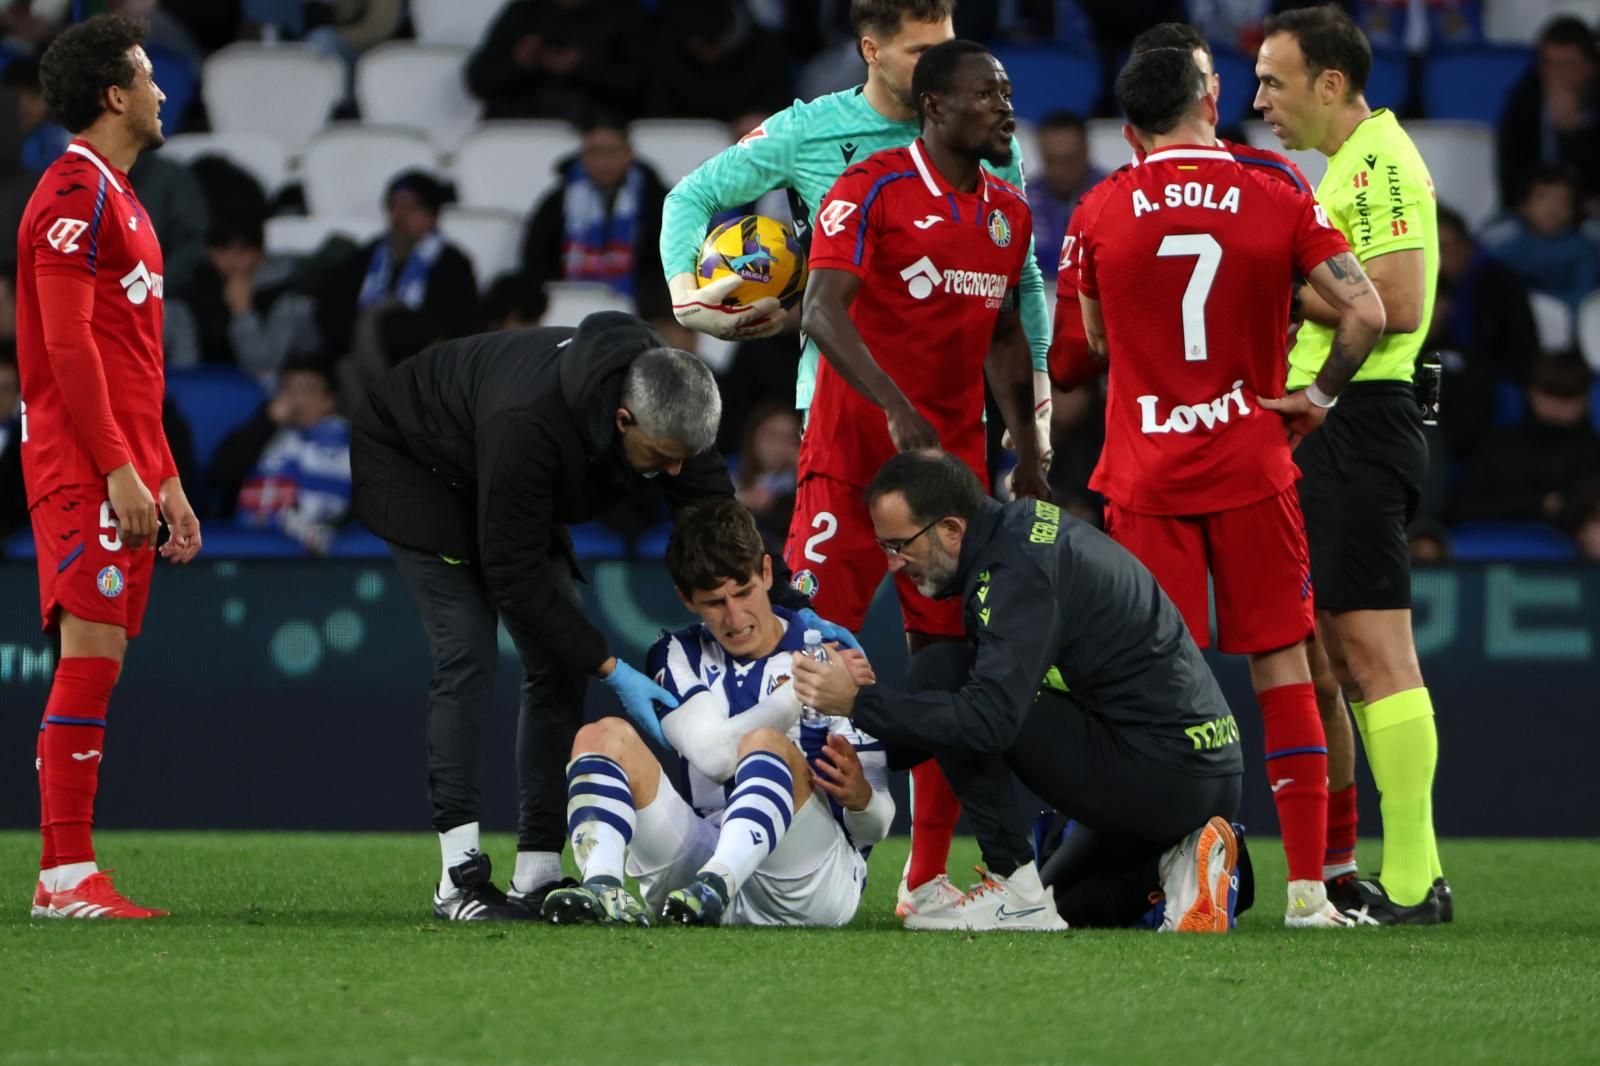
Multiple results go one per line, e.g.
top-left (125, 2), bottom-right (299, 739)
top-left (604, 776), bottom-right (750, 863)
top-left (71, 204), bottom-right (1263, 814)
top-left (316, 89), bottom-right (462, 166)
top-left (39, 14), bottom-right (149, 134)
top-left (912, 38), bottom-right (994, 124)
top-left (385, 170), bottom-right (450, 213)
top-left (1117, 48), bottom-right (1207, 136)
top-left (866, 449), bottom-right (984, 525)
top-left (666, 498), bottom-right (768, 594)
top-left (851, 0), bottom-right (955, 41)
top-left (279, 355), bottom-right (338, 395)
top-left (1037, 109), bottom-right (1086, 136)
top-left (1537, 15), bottom-right (1598, 59)
top-left (576, 107), bottom-right (630, 138)
top-left (1131, 22), bottom-right (1210, 60)
top-left (1262, 4), bottom-right (1372, 96)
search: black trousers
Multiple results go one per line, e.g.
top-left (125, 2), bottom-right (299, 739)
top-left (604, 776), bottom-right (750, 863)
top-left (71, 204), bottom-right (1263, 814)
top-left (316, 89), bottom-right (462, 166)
top-left (906, 644), bottom-right (1241, 925)
top-left (390, 544), bottom-right (588, 852)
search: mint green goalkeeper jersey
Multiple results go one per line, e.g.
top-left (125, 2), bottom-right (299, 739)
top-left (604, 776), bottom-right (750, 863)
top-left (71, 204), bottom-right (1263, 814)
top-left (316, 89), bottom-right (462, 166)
top-left (660, 85), bottom-right (1051, 411)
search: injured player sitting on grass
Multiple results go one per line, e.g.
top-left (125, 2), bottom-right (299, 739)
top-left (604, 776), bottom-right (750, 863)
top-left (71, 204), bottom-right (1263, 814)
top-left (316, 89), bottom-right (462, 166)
top-left (542, 498), bottom-right (895, 927)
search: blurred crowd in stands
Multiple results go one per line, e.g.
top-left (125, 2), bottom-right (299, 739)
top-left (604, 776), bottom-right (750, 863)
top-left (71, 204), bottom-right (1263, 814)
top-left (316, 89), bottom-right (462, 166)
top-left (0, 0), bottom-right (1598, 563)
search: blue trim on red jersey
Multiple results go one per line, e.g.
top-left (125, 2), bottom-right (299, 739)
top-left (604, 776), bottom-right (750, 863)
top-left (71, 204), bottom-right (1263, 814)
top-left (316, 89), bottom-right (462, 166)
top-left (44, 715), bottom-right (107, 728)
top-left (1230, 153), bottom-right (1311, 193)
top-left (853, 170), bottom-right (919, 267)
top-left (85, 174), bottom-right (107, 276)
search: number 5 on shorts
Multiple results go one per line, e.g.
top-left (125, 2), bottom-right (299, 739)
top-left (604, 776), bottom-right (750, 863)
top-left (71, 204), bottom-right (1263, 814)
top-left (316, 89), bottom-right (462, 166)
top-left (99, 501), bottom-right (123, 552)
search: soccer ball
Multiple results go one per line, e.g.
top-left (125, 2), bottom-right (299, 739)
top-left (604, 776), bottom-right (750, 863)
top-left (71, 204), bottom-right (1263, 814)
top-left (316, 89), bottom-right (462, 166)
top-left (696, 215), bottom-right (807, 308)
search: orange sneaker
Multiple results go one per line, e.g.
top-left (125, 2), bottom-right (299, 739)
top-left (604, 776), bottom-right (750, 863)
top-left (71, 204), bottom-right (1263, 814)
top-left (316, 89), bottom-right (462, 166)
top-left (31, 880), bottom-right (54, 918)
top-left (50, 871), bottom-right (169, 919)
top-left (1159, 816), bottom-right (1237, 933)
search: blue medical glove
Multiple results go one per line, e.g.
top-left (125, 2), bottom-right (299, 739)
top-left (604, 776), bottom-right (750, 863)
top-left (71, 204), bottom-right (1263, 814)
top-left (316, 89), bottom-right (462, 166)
top-left (601, 660), bottom-right (677, 746)
top-left (793, 607), bottom-right (863, 653)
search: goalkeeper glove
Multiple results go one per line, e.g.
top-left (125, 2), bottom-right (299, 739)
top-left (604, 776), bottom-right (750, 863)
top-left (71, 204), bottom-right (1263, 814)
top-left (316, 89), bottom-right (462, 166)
top-left (668, 271), bottom-right (784, 341)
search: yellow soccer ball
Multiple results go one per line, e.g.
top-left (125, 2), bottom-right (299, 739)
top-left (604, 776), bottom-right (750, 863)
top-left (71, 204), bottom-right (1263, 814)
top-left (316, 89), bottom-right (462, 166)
top-left (696, 215), bottom-right (808, 308)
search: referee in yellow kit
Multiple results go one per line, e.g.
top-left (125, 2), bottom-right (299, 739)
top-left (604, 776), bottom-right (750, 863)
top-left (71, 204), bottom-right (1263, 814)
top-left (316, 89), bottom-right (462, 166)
top-left (1254, 3), bottom-right (1447, 924)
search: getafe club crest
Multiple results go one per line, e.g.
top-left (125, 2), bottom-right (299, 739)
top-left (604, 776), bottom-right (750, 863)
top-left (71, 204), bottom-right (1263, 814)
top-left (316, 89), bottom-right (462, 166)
top-left (96, 565), bottom-right (125, 598)
top-left (987, 209), bottom-right (1012, 247)
top-left (791, 569), bottom-right (819, 598)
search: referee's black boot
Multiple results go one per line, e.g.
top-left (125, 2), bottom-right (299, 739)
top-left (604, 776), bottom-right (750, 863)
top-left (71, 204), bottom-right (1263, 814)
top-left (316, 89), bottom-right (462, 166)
top-left (1341, 877), bottom-right (1443, 926)
top-left (1433, 877), bottom-right (1454, 923)
top-left (432, 852), bottom-right (532, 921)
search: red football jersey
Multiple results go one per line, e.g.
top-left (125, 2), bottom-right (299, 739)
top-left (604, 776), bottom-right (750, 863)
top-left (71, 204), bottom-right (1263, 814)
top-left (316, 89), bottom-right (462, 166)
top-left (1076, 145), bottom-right (1348, 515)
top-left (16, 139), bottom-right (172, 507)
top-left (801, 139), bottom-right (1031, 486)
top-left (1050, 139), bottom-right (1312, 390)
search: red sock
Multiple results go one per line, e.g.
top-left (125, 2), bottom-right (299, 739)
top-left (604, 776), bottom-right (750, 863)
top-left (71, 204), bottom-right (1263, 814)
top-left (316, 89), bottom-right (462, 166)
top-left (1325, 783), bottom-right (1359, 872)
top-left (37, 727), bottom-right (55, 874)
top-left (1258, 682), bottom-right (1329, 884)
top-left (907, 759), bottom-right (961, 889)
top-left (39, 657), bottom-right (119, 866)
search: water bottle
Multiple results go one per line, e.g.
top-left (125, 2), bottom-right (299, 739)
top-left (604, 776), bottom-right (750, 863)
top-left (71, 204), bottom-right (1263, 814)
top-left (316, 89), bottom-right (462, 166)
top-left (800, 629), bottom-right (831, 725)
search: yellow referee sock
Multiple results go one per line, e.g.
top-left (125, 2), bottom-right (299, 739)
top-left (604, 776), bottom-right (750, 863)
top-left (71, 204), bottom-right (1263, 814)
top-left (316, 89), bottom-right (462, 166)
top-left (1363, 688), bottom-right (1439, 906)
top-left (1350, 698), bottom-right (1369, 752)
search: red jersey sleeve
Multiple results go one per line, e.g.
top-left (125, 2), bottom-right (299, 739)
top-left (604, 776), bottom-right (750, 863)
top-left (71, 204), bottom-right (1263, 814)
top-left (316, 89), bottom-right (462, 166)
top-left (1290, 194), bottom-right (1351, 279)
top-left (1048, 215), bottom-right (1099, 390)
top-left (806, 161), bottom-right (886, 278)
top-left (35, 271), bottom-right (132, 477)
top-left (30, 174), bottom-right (108, 281)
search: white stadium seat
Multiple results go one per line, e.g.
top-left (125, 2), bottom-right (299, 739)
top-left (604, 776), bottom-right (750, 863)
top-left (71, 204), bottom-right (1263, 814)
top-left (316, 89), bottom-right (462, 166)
top-left (453, 120), bottom-right (578, 213)
top-left (439, 206), bottom-right (524, 285)
top-left (1241, 121), bottom-right (1328, 187)
top-left (629, 119), bottom-right (732, 185)
top-left (1406, 121), bottom-right (1497, 230)
top-left (264, 215), bottom-right (380, 257)
top-left (542, 281), bottom-right (633, 326)
top-left (202, 44), bottom-right (342, 158)
top-left (158, 132), bottom-right (288, 195)
top-left (1579, 291), bottom-right (1600, 373)
top-left (1087, 118), bottom-right (1136, 174)
top-left (1530, 290), bottom-right (1575, 354)
top-left (301, 124), bottom-right (440, 221)
top-left (412, 0), bottom-right (508, 47)
top-left (355, 43), bottom-right (481, 154)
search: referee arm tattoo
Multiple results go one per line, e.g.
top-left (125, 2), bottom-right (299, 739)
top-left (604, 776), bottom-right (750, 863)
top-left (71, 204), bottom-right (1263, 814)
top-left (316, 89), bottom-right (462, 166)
top-left (1305, 251), bottom-right (1388, 403)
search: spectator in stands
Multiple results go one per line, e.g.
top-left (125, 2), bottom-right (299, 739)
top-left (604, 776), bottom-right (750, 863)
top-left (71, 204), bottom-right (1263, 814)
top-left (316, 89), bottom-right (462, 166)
top-left (1, 3), bottom-right (66, 55)
top-left (1456, 352), bottom-right (1600, 526)
top-left (651, 0), bottom-right (793, 121)
top-left (1497, 16), bottom-right (1600, 213)
top-left (1562, 474), bottom-right (1600, 559)
top-left (1, 57), bottom-right (68, 173)
top-left (0, 348), bottom-right (25, 540)
top-left (208, 357), bottom-right (352, 554)
top-left (337, 304), bottom-right (445, 416)
top-left (1428, 203), bottom-right (1541, 459)
top-left (317, 170), bottom-right (478, 357)
top-left (189, 215), bottom-right (321, 380)
top-left (733, 403), bottom-right (799, 545)
top-left (128, 149), bottom-right (209, 297)
top-left (713, 327), bottom-right (802, 453)
top-left (465, 0), bottom-right (646, 120)
top-left (520, 112), bottom-right (671, 312)
top-left (1026, 110), bottom-right (1104, 282)
top-left (1482, 166), bottom-right (1600, 312)
top-left (481, 272), bottom-right (549, 331)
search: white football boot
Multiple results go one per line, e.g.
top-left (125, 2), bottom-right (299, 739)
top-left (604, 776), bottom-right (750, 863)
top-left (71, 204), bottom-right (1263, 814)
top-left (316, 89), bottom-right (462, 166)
top-left (899, 873), bottom-right (964, 919)
top-left (1159, 816), bottom-right (1237, 933)
top-left (903, 861), bottom-right (1068, 932)
top-left (1285, 879), bottom-right (1356, 928)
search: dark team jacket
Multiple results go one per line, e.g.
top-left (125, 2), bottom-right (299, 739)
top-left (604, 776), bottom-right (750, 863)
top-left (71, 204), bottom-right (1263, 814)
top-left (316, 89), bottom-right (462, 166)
top-left (351, 312), bottom-right (737, 675)
top-left (852, 495), bottom-right (1243, 778)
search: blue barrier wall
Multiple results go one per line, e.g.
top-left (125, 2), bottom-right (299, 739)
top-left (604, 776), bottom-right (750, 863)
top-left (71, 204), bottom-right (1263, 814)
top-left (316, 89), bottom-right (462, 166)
top-left (2, 560), bottom-right (1597, 836)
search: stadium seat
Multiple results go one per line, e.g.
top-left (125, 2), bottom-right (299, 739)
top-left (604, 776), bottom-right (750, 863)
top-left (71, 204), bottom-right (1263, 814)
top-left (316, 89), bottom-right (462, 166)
top-left (202, 44), bottom-right (343, 158)
top-left (1494, 380), bottom-right (1525, 426)
top-left (1408, 121), bottom-right (1497, 229)
top-left (1242, 122), bottom-right (1328, 187)
top-left (411, 0), bottom-right (507, 47)
top-left (159, 132), bottom-right (289, 195)
top-left (1529, 290), bottom-right (1575, 353)
top-left (1577, 290), bottom-right (1600, 372)
top-left (197, 519), bottom-right (314, 558)
top-left (1449, 522), bottom-right (1578, 561)
top-left (264, 214), bottom-right (380, 257)
top-left (569, 521), bottom-right (627, 559)
top-left (453, 120), bottom-right (577, 213)
top-left (1485, 0), bottom-right (1600, 45)
top-left (1086, 117), bottom-right (1134, 175)
top-left (439, 205), bottom-right (524, 286)
top-left (988, 46), bottom-right (1099, 123)
top-left (543, 281), bottom-right (633, 326)
top-left (4, 529), bottom-right (35, 558)
top-left (1364, 52), bottom-right (1408, 112)
top-left (1422, 47), bottom-right (1531, 123)
top-left (629, 119), bottom-right (732, 185)
top-left (164, 367), bottom-right (269, 509)
top-left (355, 43), bottom-right (481, 154)
top-left (301, 124), bottom-right (440, 222)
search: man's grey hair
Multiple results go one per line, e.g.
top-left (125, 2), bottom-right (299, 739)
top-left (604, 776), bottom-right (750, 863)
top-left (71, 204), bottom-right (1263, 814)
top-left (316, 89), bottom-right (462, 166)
top-left (620, 347), bottom-right (722, 454)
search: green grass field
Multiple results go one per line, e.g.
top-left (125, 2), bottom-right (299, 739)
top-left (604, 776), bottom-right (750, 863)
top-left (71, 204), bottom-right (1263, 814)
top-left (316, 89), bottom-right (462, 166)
top-left (4, 832), bottom-right (1598, 1066)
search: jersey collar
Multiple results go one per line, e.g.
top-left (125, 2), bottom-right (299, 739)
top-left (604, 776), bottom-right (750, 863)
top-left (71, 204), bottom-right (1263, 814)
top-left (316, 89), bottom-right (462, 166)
top-left (1142, 146), bottom-right (1236, 165)
top-left (909, 138), bottom-right (990, 203)
top-left (65, 139), bottom-right (126, 193)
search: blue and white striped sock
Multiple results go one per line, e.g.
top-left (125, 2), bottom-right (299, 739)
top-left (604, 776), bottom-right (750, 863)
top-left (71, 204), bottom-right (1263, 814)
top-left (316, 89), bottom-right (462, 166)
top-left (705, 751), bottom-right (795, 897)
top-left (566, 754), bottom-right (635, 883)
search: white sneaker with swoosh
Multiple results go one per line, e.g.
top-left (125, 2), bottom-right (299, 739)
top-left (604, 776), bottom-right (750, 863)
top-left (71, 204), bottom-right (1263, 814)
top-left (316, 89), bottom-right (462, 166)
top-left (903, 861), bottom-right (1067, 932)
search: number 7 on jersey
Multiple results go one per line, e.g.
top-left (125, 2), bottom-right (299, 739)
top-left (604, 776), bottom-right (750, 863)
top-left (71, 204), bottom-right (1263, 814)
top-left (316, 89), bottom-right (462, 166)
top-left (1156, 233), bottom-right (1221, 362)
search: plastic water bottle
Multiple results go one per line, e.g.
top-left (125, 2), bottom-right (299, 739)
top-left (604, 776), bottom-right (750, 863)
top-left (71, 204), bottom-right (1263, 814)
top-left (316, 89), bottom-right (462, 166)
top-left (800, 629), bottom-right (831, 725)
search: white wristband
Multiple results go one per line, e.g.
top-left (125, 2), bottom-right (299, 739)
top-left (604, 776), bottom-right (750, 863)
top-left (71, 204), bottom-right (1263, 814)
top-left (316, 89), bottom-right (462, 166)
top-left (1305, 383), bottom-right (1339, 409)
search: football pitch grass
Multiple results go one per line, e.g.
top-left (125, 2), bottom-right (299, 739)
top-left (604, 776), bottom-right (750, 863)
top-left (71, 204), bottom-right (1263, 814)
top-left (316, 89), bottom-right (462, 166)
top-left (3, 833), bottom-right (1598, 1065)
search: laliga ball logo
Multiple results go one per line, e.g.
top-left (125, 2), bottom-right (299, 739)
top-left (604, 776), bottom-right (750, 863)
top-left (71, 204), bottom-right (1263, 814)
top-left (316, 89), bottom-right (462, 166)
top-left (987, 209), bottom-right (1012, 248)
top-left (791, 569), bottom-right (819, 599)
top-left (96, 565), bottom-right (125, 598)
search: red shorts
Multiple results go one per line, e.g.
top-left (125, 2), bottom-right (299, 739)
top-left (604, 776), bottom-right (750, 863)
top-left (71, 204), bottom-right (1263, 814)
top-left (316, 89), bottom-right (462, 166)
top-left (783, 473), bottom-right (964, 639)
top-left (1104, 486), bottom-right (1313, 654)
top-left (30, 484), bottom-right (156, 638)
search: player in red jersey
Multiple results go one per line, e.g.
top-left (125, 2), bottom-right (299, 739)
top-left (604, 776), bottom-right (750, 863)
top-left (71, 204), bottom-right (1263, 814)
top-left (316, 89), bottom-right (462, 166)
top-left (1072, 46), bottom-right (1388, 927)
top-left (18, 14), bottom-right (201, 919)
top-left (793, 39), bottom-right (1050, 924)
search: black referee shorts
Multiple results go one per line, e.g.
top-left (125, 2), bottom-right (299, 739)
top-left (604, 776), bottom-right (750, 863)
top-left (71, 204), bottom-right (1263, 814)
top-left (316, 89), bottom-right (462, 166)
top-left (1294, 381), bottom-right (1427, 612)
